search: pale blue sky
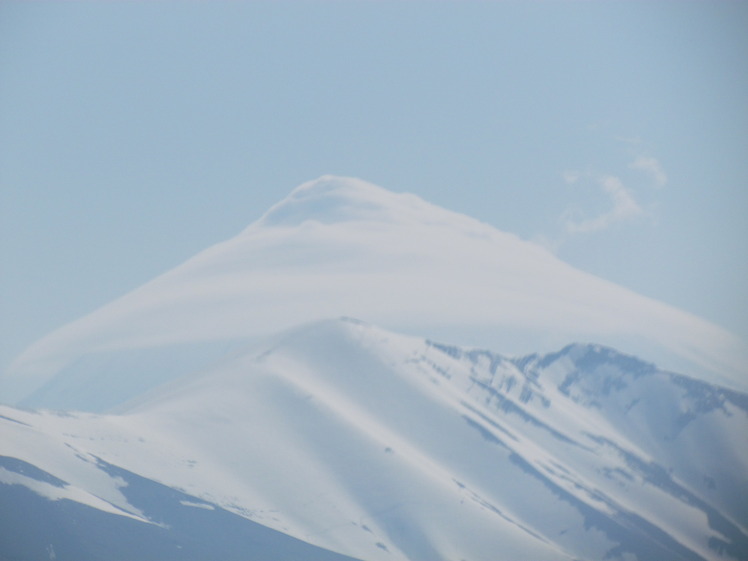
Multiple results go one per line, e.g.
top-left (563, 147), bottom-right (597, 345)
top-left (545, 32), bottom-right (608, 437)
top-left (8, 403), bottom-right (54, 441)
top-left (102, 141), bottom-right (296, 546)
top-left (1, 2), bottom-right (746, 373)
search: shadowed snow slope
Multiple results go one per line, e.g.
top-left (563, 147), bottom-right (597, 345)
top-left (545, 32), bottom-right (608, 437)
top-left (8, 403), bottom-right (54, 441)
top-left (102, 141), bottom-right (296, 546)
top-left (1, 318), bottom-right (746, 561)
top-left (2, 175), bottom-right (746, 409)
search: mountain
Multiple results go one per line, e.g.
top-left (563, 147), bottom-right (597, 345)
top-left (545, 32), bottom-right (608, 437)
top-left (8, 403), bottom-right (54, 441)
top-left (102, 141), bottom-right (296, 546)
top-left (1, 318), bottom-right (746, 561)
top-left (2, 176), bottom-right (746, 411)
top-left (1, 177), bottom-right (746, 560)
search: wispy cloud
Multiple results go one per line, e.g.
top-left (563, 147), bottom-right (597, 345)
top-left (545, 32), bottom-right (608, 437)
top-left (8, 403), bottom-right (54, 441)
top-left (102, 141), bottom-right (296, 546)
top-left (562, 170), bottom-right (581, 185)
top-left (559, 152), bottom-right (666, 236)
top-left (629, 156), bottom-right (667, 188)
top-left (562, 172), bottom-right (644, 234)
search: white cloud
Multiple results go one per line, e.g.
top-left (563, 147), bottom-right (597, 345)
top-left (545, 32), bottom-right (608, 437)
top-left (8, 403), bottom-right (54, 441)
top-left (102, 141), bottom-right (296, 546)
top-left (563, 173), bottom-right (644, 234)
top-left (531, 232), bottom-right (563, 253)
top-left (562, 170), bottom-right (581, 185)
top-left (5, 176), bottom-right (746, 407)
top-left (629, 156), bottom-right (667, 188)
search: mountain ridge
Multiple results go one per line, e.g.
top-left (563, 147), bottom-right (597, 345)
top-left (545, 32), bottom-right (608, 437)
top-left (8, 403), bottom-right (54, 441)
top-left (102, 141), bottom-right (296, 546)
top-left (1, 317), bottom-right (746, 560)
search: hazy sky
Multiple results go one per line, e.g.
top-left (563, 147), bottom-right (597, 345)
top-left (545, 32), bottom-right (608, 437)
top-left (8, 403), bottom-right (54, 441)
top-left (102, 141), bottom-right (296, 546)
top-left (1, 2), bottom-right (746, 373)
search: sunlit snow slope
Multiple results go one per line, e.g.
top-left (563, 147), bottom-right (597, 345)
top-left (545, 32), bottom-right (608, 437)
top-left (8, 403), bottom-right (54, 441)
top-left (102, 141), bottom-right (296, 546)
top-left (1, 318), bottom-right (746, 561)
top-left (2, 176), bottom-right (746, 409)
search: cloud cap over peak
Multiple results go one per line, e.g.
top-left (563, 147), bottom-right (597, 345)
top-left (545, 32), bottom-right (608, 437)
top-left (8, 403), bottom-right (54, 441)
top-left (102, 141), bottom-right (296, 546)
top-left (2, 177), bottom-right (745, 405)
top-left (253, 175), bottom-right (489, 233)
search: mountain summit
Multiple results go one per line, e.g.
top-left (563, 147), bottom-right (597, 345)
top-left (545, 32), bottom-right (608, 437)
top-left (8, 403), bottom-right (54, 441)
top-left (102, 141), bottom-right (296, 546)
top-left (1, 176), bottom-right (745, 409)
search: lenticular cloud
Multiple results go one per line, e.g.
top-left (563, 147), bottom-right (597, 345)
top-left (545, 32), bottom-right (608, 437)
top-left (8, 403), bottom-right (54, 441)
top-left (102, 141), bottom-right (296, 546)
top-left (2, 175), bottom-right (745, 403)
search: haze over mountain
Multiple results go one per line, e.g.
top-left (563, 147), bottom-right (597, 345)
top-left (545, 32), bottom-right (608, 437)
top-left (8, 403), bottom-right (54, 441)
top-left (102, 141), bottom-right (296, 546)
top-left (1, 176), bottom-right (745, 411)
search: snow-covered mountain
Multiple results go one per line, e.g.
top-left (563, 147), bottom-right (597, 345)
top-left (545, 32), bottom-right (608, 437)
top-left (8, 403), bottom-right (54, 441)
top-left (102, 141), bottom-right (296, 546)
top-left (1, 177), bottom-right (747, 560)
top-left (1, 318), bottom-right (746, 560)
top-left (2, 176), bottom-right (745, 411)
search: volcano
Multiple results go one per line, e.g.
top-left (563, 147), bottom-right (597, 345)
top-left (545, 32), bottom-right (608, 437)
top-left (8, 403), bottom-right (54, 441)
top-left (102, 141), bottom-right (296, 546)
top-left (1, 177), bottom-right (746, 561)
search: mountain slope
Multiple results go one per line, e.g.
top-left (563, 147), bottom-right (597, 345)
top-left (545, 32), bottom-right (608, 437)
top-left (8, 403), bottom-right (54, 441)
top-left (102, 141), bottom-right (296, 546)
top-left (2, 318), bottom-right (746, 561)
top-left (0, 455), bottom-right (362, 561)
top-left (3, 176), bottom-right (745, 410)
